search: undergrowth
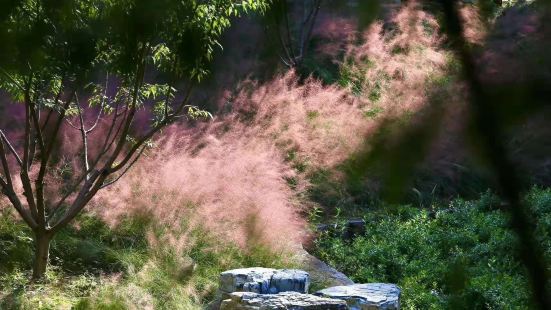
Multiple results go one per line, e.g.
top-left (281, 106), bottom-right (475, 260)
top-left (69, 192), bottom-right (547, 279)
top-left (313, 187), bottom-right (551, 309)
top-left (0, 209), bottom-right (292, 310)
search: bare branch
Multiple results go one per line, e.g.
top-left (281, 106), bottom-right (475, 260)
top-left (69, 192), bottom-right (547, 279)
top-left (86, 108), bottom-right (102, 134)
top-left (50, 169), bottom-right (101, 233)
top-left (280, 55), bottom-right (293, 68)
top-left (34, 89), bottom-right (76, 228)
top-left (36, 90), bottom-right (75, 183)
top-left (85, 100), bottom-right (128, 178)
top-left (94, 101), bottom-right (124, 166)
top-left (298, 0), bottom-right (311, 59)
top-left (300, 0), bottom-right (321, 60)
top-left (172, 84), bottom-right (195, 116)
top-left (28, 95), bottom-right (46, 152)
top-left (50, 45), bottom-right (150, 234)
top-left (273, 2), bottom-right (296, 66)
top-left (0, 175), bottom-right (7, 188)
top-left (164, 62), bottom-right (177, 120)
top-left (100, 144), bottom-right (146, 189)
top-left (87, 73), bottom-right (109, 134)
top-left (65, 119), bottom-right (80, 130)
top-left (48, 170), bottom-right (89, 221)
top-left (282, 0), bottom-right (297, 62)
top-left (0, 177), bottom-right (37, 228)
top-left (0, 136), bottom-right (14, 186)
top-left (21, 79), bottom-right (39, 222)
top-left (110, 83), bottom-right (194, 173)
top-left (75, 94), bottom-right (91, 174)
top-left (0, 131), bottom-right (22, 166)
top-left (103, 44), bottom-right (149, 170)
top-left (41, 75), bottom-right (66, 133)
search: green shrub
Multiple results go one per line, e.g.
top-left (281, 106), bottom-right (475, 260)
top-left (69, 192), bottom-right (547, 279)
top-left (313, 188), bottom-right (551, 309)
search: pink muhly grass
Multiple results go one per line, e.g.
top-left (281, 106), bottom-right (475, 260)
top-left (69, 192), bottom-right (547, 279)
top-left (93, 124), bottom-right (306, 251)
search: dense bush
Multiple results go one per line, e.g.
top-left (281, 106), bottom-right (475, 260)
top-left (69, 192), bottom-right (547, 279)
top-left (313, 188), bottom-right (551, 309)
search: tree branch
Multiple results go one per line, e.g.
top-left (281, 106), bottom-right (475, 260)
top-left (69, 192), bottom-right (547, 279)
top-left (0, 118), bottom-right (37, 229)
top-left (0, 135), bottom-right (14, 186)
top-left (110, 83), bottom-right (194, 173)
top-left (273, 0), bottom-right (296, 66)
top-left (300, 0), bottom-right (321, 61)
top-left (92, 101), bottom-right (124, 169)
top-left (75, 95), bottom-right (90, 174)
top-left (0, 130), bottom-right (22, 167)
top-left (48, 164), bottom-right (93, 223)
top-left (50, 45), bottom-right (150, 233)
top-left (33, 88), bottom-right (75, 228)
top-left (103, 44), bottom-right (149, 170)
top-left (0, 177), bottom-right (37, 228)
top-left (282, 0), bottom-right (297, 62)
top-left (100, 144), bottom-right (146, 189)
top-left (41, 75), bottom-right (66, 133)
top-left (87, 73), bottom-right (108, 134)
top-left (21, 79), bottom-right (39, 222)
top-left (28, 90), bottom-right (46, 154)
top-left (50, 169), bottom-right (101, 233)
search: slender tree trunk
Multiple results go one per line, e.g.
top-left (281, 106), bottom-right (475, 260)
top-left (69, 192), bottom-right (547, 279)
top-left (32, 230), bottom-right (52, 280)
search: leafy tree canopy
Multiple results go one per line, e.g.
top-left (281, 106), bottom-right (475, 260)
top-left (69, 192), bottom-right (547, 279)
top-left (0, 0), bottom-right (269, 279)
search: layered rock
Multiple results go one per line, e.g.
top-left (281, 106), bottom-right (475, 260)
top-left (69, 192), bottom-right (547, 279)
top-left (269, 269), bottom-right (310, 294)
top-left (219, 268), bottom-right (310, 296)
top-left (315, 283), bottom-right (400, 310)
top-left (217, 268), bottom-right (400, 310)
top-left (220, 291), bottom-right (348, 310)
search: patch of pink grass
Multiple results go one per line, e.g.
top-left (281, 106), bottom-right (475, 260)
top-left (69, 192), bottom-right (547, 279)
top-left (93, 124), bottom-right (305, 250)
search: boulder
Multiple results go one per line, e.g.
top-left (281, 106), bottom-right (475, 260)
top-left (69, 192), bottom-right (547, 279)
top-left (343, 219), bottom-right (366, 240)
top-left (315, 283), bottom-right (401, 310)
top-left (220, 268), bottom-right (276, 295)
top-left (220, 292), bottom-right (348, 310)
top-left (269, 269), bottom-right (310, 294)
top-left (315, 219), bottom-right (366, 241)
top-left (296, 248), bottom-right (354, 287)
top-left (219, 268), bottom-right (310, 296)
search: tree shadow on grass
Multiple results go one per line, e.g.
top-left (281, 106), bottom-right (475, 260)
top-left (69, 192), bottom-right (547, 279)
top-left (0, 208), bottom-right (151, 307)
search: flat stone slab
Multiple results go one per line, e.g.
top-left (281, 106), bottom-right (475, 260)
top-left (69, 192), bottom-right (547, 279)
top-left (315, 283), bottom-right (401, 310)
top-left (220, 268), bottom-right (310, 295)
top-left (220, 292), bottom-right (348, 310)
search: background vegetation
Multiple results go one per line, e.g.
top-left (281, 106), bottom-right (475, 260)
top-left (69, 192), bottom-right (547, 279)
top-left (314, 187), bottom-right (551, 309)
top-left (1, 0), bottom-right (550, 309)
top-left (0, 207), bottom-right (290, 309)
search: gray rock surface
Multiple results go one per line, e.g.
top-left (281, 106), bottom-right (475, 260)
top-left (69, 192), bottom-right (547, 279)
top-left (315, 283), bottom-right (400, 310)
top-left (269, 269), bottom-right (310, 294)
top-left (219, 268), bottom-right (310, 296)
top-left (296, 248), bottom-right (354, 287)
top-left (220, 292), bottom-right (348, 310)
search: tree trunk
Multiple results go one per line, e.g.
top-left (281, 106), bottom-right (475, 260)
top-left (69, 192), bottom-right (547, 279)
top-left (32, 231), bottom-right (52, 280)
